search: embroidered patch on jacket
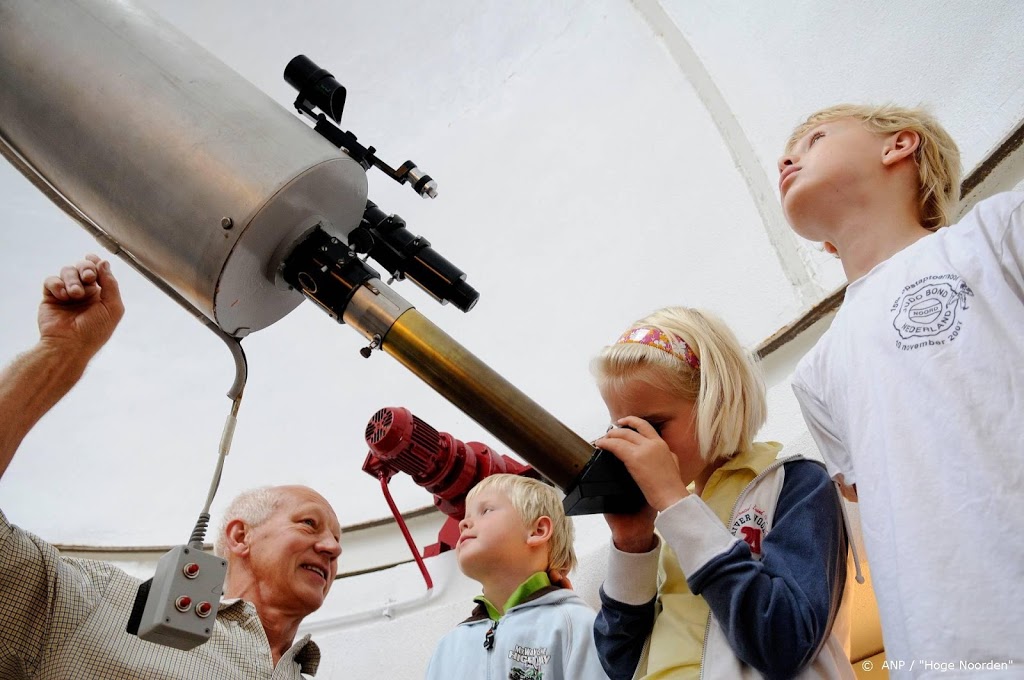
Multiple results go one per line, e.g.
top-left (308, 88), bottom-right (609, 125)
top-left (731, 504), bottom-right (769, 557)
top-left (890, 274), bottom-right (973, 350)
top-left (507, 645), bottom-right (549, 679)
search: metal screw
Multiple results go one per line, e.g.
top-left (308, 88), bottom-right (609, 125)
top-left (360, 334), bottom-right (382, 358)
top-left (221, 217), bottom-right (233, 230)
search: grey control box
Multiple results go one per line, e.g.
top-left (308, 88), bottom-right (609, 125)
top-left (129, 545), bottom-right (228, 650)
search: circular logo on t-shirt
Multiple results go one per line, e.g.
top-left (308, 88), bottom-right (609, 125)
top-left (890, 275), bottom-right (973, 348)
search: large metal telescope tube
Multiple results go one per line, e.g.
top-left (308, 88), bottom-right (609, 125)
top-left (0, 0), bottom-right (368, 336)
top-left (1, 1), bottom-right (639, 511)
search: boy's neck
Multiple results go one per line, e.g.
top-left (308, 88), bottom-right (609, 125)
top-left (479, 569), bottom-right (547, 616)
top-left (828, 203), bottom-right (933, 282)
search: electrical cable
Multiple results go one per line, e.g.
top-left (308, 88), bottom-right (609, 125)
top-left (188, 395), bottom-right (244, 548)
top-left (377, 473), bottom-right (434, 591)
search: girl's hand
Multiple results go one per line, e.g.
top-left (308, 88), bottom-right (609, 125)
top-left (603, 505), bottom-right (658, 553)
top-left (595, 416), bottom-right (690, 512)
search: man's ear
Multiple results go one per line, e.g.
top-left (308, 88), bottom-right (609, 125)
top-left (526, 516), bottom-right (553, 548)
top-left (823, 241), bottom-right (840, 257)
top-left (224, 518), bottom-right (251, 558)
top-left (882, 129), bottom-right (920, 167)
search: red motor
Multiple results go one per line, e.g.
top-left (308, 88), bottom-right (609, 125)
top-left (363, 406), bottom-right (535, 518)
top-left (363, 407), bottom-right (537, 555)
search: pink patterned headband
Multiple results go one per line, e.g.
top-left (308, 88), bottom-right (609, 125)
top-left (615, 326), bottom-right (700, 370)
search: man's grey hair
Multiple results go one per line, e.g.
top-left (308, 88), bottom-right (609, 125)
top-left (214, 486), bottom-right (283, 557)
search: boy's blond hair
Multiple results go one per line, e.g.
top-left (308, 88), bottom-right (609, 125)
top-left (467, 474), bottom-right (577, 574)
top-left (786, 104), bottom-right (962, 230)
top-left (591, 307), bottom-right (766, 464)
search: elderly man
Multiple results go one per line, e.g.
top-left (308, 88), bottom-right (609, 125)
top-left (0, 255), bottom-right (342, 679)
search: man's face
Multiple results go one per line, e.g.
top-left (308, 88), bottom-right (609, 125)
top-left (245, 486), bottom-right (342, 615)
top-left (455, 488), bottom-right (533, 582)
top-left (777, 117), bottom-right (886, 242)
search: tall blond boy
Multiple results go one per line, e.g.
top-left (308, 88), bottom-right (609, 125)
top-left (779, 104), bottom-right (1024, 673)
top-left (424, 474), bottom-right (609, 680)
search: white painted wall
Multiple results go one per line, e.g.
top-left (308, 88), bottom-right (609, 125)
top-left (1, 1), bottom-right (1022, 677)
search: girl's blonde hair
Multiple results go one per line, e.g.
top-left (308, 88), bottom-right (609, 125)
top-left (786, 103), bottom-right (962, 230)
top-left (591, 307), bottom-right (766, 463)
top-left (467, 474), bottom-right (576, 574)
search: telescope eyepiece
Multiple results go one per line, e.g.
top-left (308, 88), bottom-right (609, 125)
top-left (285, 54), bottom-right (346, 122)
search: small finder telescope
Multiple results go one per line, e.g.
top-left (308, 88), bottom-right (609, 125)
top-left (284, 54), bottom-right (346, 123)
top-left (284, 54), bottom-right (439, 199)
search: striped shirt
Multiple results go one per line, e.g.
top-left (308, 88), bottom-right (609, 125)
top-left (0, 510), bottom-right (320, 679)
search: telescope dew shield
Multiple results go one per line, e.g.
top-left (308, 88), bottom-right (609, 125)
top-left (0, 0), bottom-right (368, 336)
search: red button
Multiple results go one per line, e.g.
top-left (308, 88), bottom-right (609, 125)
top-left (175, 596), bottom-right (192, 612)
top-left (183, 563), bottom-right (200, 579)
top-left (195, 601), bottom-right (213, 618)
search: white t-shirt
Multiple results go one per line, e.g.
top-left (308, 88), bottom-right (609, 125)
top-left (792, 192), bottom-right (1024, 678)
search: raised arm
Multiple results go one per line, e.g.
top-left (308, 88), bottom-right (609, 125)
top-left (0, 255), bottom-right (124, 479)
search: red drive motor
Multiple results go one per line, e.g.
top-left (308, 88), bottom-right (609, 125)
top-left (363, 406), bottom-right (537, 556)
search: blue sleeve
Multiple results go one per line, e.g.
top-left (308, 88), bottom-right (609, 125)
top-left (687, 460), bottom-right (847, 680)
top-left (593, 587), bottom-right (655, 680)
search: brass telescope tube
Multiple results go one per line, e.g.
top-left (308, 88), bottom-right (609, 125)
top-left (378, 310), bottom-right (590, 489)
top-left (285, 227), bottom-right (590, 486)
top-left (375, 308), bottom-right (648, 516)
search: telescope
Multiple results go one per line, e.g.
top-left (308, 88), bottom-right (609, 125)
top-left (0, 1), bottom-right (642, 527)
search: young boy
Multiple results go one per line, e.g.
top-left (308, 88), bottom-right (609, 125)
top-left (424, 474), bottom-right (609, 680)
top-left (780, 104), bottom-right (1024, 671)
